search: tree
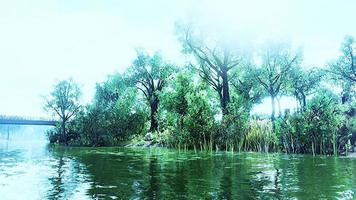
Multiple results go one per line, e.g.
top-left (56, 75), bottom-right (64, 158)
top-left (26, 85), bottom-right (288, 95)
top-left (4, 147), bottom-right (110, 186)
top-left (93, 74), bottom-right (146, 143)
top-left (256, 44), bottom-right (301, 124)
top-left (231, 63), bottom-right (265, 111)
top-left (128, 50), bottom-right (175, 132)
top-left (94, 73), bottom-right (125, 108)
top-left (276, 89), bottom-right (345, 155)
top-left (287, 66), bottom-right (324, 111)
top-left (302, 90), bottom-right (344, 155)
top-left (160, 72), bottom-right (193, 130)
top-left (329, 36), bottom-right (356, 83)
top-left (328, 36), bottom-right (356, 104)
top-left (44, 79), bottom-right (81, 144)
top-left (184, 87), bottom-right (214, 150)
top-left (177, 24), bottom-right (242, 115)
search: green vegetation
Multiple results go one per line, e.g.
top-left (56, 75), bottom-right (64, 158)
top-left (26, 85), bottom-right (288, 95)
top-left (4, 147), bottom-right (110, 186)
top-left (44, 79), bottom-right (82, 145)
top-left (44, 26), bottom-right (355, 156)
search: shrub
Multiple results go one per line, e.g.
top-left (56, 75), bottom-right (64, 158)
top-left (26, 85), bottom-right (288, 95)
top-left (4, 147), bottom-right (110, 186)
top-left (276, 90), bottom-right (346, 155)
top-left (245, 120), bottom-right (277, 152)
top-left (215, 97), bottom-right (250, 152)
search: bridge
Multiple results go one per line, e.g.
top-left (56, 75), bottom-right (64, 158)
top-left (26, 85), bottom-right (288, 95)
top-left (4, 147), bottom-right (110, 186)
top-left (0, 115), bottom-right (58, 126)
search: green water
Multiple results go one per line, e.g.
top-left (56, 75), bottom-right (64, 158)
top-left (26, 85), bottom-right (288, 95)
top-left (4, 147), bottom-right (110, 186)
top-left (0, 131), bottom-right (355, 199)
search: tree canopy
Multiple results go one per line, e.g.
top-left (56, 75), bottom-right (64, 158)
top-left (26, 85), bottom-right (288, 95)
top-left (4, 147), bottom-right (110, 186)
top-left (44, 79), bottom-right (82, 144)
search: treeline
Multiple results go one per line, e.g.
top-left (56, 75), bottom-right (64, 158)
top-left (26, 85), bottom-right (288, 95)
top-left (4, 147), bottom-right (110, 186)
top-left (45, 25), bottom-right (355, 156)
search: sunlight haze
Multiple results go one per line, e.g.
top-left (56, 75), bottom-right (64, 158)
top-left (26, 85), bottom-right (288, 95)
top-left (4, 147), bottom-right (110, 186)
top-left (0, 0), bottom-right (355, 117)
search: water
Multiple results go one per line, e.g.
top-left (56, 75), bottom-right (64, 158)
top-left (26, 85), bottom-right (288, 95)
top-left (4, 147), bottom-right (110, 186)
top-left (0, 128), bottom-right (355, 199)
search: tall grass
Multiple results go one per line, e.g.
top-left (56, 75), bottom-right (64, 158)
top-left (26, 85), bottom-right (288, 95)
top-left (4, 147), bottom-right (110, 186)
top-left (244, 120), bottom-right (278, 152)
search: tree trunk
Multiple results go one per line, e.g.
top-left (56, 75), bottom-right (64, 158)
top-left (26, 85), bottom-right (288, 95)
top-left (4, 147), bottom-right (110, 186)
top-left (221, 70), bottom-right (230, 115)
top-left (271, 95), bottom-right (276, 130)
top-left (341, 83), bottom-right (351, 104)
top-left (179, 116), bottom-right (184, 130)
top-left (271, 95), bottom-right (276, 122)
top-left (149, 99), bottom-right (159, 132)
top-left (61, 119), bottom-right (67, 145)
top-left (277, 96), bottom-right (282, 117)
top-left (341, 91), bottom-right (350, 104)
top-left (301, 93), bottom-right (306, 111)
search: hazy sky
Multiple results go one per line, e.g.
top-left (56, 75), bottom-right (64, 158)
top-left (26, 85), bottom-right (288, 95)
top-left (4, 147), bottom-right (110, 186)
top-left (0, 0), bottom-right (355, 117)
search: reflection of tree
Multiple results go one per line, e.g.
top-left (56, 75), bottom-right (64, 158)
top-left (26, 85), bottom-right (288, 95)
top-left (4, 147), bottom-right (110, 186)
top-left (272, 157), bottom-right (297, 199)
top-left (43, 148), bottom-right (356, 200)
top-left (162, 160), bottom-right (188, 198)
top-left (230, 154), bottom-right (284, 199)
top-left (144, 158), bottom-right (160, 200)
top-left (218, 166), bottom-right (232, 200)
top-left (46, 146), bottom-right (83, 200)
top-left (295, 157), bottom-right (350, 199)
top-left (171, 162), bottom-right (187, 197)
top-left (47, 149), bottom-right (65, 200)
top-left (272, 168), bottom-right (282, 198)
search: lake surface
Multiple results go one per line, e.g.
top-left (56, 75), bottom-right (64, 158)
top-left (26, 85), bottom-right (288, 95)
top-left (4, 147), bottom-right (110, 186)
top-left (0, 127), bottom-right (355, 199)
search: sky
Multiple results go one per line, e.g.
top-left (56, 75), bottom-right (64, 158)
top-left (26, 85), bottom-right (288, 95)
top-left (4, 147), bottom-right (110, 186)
top-left (0, 0), bottom-right (355, 117)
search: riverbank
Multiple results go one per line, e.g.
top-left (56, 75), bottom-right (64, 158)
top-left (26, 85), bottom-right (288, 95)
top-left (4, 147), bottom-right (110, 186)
top-left (47, 129), bottom-right (356, 157)
top-left (119, 133), bottom-right (356, 158)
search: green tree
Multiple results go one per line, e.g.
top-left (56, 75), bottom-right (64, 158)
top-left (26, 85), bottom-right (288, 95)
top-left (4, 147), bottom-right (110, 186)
top-left (128, 50), bottom-right (175, 132)
top-left (94, 73), bottom-right (125, 108)
top-left (177, 24), bottom-right (242, 115)
top-left (231, 63), bottom-right (265, 111)
top-left (217, 95), bottom-right (250, 151)
top-left (44, 79), bottom-right (82, 144)
top-left (160, 72), bottom-right (193, 130)
top-left (328, 36), bottom-right (356, 104)
top-left (276, 89), bottom-right (345, 155)
top-left (303, 90), bottom-right (344, 155)
top-left (184, 87), bottom-right (214, 150)
top-left (287, 66), bottom-right (324, 111)
top-left (327, 36), bottom-right (356, 149)
top-left (256, 43), bottom-right (301, 124)
top-left (70, 73), bottom-right (146, 146)
top-left (328, 36), bottom-right (356, 84)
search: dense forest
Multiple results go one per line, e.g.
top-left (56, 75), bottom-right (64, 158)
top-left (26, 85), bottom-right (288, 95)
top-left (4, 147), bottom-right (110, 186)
top-left (44, 24), bottom-right (355, 156)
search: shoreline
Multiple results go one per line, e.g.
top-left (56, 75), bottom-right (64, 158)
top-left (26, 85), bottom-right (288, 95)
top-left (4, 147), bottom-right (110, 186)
top-left (49, 141), bottom-right (356, 158)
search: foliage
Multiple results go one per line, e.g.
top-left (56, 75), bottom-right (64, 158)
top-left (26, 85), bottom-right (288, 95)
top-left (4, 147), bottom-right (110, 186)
top-left (244, 120), bottom-right (277, 152)
top-left (276, 90), bottom-right (346, 155)
top-left (328, 35), bottom-right (356, 84)
top-left (44, 79), bottom-right (82, 145)
top-left (286, 66), bottom-right (324, 111)
top-left (43, 31), bottom-right (355, 156)
top-left (231, 63), bottom-right (265, 111)
top-left (215, 96), bottom-right (250, 152)
top-left (184, 88), bottom-right (215, 150)
top-left (158, 72), bottom-right (194, 148)
top-left (255, 43), bottom-right (301, 123)
top-left (177, 23), bottom-right (242, 115)
top-left (47, 75), bottom-right (146, 146)
top-left (127, 50), bottom-right (176, 132)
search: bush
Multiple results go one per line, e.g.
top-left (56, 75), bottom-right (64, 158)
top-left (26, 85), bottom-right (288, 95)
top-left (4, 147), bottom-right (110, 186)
top-left (184, 90), bottom-right (215, 151)
top-left (215, 97), bottom-right (250, 152)
top-left (276, 90), bottom-right (346, 155)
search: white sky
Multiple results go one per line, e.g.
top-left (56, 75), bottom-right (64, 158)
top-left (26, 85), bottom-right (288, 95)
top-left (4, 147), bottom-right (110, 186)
top-left (0, 0), bottom-right (355, 117)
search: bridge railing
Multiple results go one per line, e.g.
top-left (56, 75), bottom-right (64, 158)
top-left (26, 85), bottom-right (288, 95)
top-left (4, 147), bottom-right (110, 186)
top-left (0, 115), bottom-right (57, 122)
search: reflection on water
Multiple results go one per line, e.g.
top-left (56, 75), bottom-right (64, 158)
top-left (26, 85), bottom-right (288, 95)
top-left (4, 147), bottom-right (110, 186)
top-left (0, 127), bottom-right (355, 199)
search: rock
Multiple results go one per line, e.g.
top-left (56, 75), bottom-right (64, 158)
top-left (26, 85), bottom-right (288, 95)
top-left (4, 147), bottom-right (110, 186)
top-left (144, 132), bottom-right (153, 141)
top-left (347, 152), bottom-right (356, 158)
top-left (143, 141), bottom-right (152, 147)
top-left (124, 143), bottom-right (133, 147)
